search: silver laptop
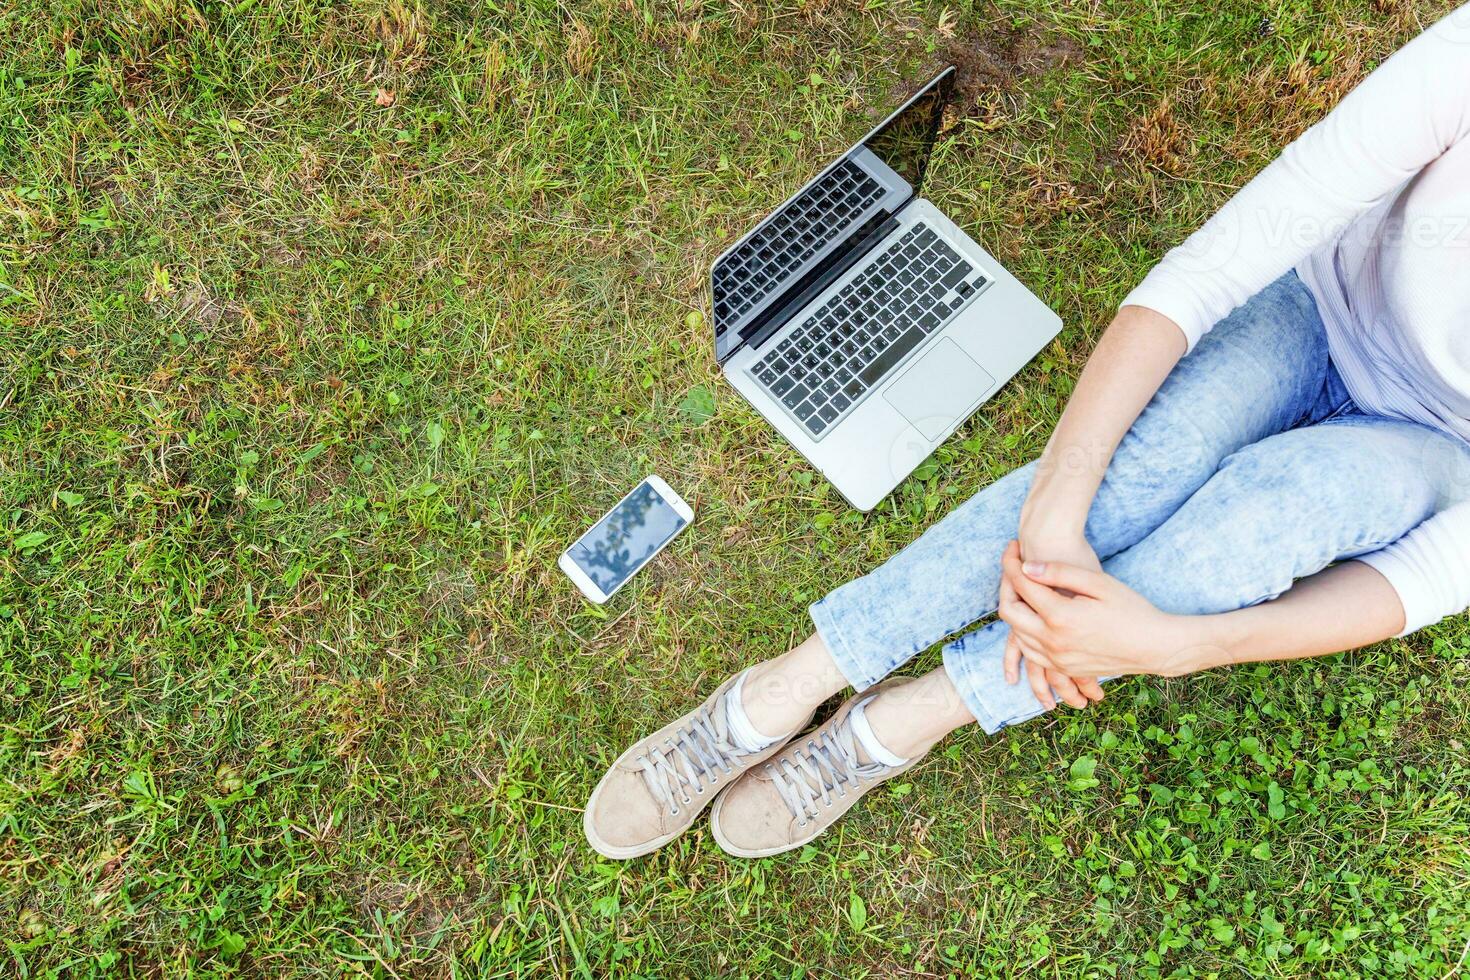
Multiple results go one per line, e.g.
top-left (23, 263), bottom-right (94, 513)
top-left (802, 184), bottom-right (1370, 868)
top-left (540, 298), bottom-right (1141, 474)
top-left (712, 67), bottom-right (1061, 511)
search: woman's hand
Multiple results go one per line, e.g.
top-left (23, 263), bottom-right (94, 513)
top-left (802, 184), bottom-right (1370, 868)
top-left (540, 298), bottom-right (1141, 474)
top-left (999, 541), bottom-right (1200, 681)
top-left (1002, 536), bottom-right (1105, 709)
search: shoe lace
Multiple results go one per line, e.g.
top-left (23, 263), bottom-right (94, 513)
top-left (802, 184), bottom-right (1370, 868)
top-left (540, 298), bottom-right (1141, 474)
top-left (634, 702), bottom-right (747, 817)
top-left (768, 717), bottom-right (889, 827)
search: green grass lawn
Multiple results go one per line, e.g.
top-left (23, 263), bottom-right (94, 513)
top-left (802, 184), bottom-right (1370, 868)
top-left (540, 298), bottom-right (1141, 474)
top-left (4, 0), bottom-right (1469, 975)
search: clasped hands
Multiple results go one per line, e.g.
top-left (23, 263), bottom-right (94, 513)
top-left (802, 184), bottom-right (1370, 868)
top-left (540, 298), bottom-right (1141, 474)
top-left (998, 539), bottom-right (1199, 710)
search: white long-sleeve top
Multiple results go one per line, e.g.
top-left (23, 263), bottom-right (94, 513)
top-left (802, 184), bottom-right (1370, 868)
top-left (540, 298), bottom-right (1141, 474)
top-left (1121, 7), bottom-right (1470, 634)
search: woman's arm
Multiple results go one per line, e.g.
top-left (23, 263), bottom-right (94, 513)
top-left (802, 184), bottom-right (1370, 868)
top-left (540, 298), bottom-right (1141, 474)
top-left (1354, 502), bottom-right (1470, 637)
top-left (1018, 305), bottom-right (1185, 555)
top-left (1011, 10), bottom-right (1470, 698)
top-left (1181, 561), bottom-right (1405, 673)
top-left (997, 550), bottom-right (1410, 679)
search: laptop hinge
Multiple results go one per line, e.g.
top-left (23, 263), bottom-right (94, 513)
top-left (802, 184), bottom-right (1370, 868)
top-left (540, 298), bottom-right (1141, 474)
top-left (726, 212), bottom-right (903, 361)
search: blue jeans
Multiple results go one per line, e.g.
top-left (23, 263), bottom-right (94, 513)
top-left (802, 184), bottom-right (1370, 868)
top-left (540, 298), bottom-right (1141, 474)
top-left (810, 273), bottom-right (1470, 733)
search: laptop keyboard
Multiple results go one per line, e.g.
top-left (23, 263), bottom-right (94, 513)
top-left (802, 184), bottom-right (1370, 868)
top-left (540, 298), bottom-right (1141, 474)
top-left (749, 222), bottom-right (985, 438)
top-left (713, 158), bottom-right (885, 328)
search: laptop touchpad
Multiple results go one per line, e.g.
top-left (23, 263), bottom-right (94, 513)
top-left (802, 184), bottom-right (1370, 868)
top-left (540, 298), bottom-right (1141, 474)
top-left (883, 338), bottom-right (996, 442)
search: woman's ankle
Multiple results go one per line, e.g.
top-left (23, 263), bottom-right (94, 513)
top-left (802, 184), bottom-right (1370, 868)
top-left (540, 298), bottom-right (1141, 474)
top-left (738, 634), bottom-right (848, 738)
top-left (860, 671), bottom-right (975, 760)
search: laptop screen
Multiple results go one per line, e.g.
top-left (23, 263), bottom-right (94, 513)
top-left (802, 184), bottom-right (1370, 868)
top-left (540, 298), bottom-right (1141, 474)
top-left (711, 68), bottom-right (955, 362)
top-left (861, 68), bottom-right (953, 193)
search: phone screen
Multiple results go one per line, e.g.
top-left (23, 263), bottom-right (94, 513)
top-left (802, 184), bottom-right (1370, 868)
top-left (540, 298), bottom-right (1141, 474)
top-left (566, 482), bottom-right (689, 597)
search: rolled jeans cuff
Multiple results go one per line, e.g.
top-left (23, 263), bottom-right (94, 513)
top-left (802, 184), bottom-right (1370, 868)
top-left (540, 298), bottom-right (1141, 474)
top-left (808, 595), bottom-right (889, 692)
top-left (940, 622), bottom-right (1051, 736)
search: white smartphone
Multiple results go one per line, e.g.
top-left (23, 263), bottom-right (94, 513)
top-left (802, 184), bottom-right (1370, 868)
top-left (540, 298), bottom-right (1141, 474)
top-left (559, 475), bottom-right (694, 604)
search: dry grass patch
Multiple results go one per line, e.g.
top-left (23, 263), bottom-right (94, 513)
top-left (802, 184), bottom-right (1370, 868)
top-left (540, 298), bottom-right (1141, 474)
top-left (1122, 95), bottom-right (1189, 175)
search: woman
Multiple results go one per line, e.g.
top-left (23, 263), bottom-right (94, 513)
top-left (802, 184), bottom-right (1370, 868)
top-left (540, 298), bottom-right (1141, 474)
top-left (584, 9), bottom-right (1470, 859)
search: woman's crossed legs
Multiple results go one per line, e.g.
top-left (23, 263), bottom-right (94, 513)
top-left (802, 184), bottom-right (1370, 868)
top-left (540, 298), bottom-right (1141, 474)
top-left (709, 411), bottom-right (1467, 856)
